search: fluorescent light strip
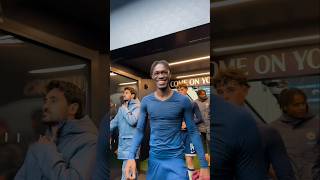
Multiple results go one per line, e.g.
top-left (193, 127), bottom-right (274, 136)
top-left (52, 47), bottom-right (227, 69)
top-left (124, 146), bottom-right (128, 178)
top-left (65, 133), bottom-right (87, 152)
top-left (176, 72), bottom-right (210, 79)
top-left (211, 0), bottom-right (256, 8)
top-left (0, 35), bottom-right (24, 44)
top-left (0, 35), bottom-right (13, 40)
top-left (29, 64), bottom-right (86, 74)
top-left (169, 56), bottom-right (210, 66)
top-left (110, 72), bottom-right (118, 76)
top-left (119, 82), bottom-right (137, 86)
top-left (213, 35), bottom-right (320, 53)
top-left (0, 39), bottom-right (24, 44)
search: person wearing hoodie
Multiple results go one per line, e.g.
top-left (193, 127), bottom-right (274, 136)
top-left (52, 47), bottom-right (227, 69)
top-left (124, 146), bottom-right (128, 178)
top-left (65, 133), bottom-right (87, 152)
top-left (194, 90), bottom-right (210, 156)
top-left (15, 80), bottom-right (98, 180)
top-left (110, 87), bottom-right (140, 180)
top-left (272, 88), bottom-right (320, 180)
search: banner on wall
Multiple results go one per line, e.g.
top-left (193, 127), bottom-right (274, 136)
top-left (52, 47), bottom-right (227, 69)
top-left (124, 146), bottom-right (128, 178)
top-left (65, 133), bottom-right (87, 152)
top-left (170, 76), bottom-right (210, 88)
top-left (212, 45), bottom-right (320, 80)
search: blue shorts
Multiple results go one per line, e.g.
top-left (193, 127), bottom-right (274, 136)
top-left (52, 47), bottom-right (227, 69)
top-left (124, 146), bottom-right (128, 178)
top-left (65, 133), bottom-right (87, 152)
top-left (182, 131), bottom-right (197, 156)
top-left (147, 157), bottom-right (188, 180)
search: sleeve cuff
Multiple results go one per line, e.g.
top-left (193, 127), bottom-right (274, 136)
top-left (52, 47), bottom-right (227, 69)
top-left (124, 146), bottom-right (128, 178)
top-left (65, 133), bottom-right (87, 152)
top-left (127, 153), bottom-right (135, 159)
top-left (200, 163), bottom-right (209, 168)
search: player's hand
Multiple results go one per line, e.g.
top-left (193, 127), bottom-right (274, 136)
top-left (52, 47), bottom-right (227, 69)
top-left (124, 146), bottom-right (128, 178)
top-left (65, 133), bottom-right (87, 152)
top-left (199, 168), bottom-right (210, 180)
top-left (193, 168), bottom-right (210, 180)
top-left (123, 101), bottom-right (129, 109)
top-left (38, 135), bottom-right (53, 144)
top-left (125, 159), bottom-right (136, 180)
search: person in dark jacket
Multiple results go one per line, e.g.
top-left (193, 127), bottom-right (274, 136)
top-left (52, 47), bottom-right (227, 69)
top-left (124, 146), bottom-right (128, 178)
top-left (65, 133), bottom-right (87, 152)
top-left (272, 88), bottom-right (320, 180)
top-left (92, 113), bottom-right (111, 180)
top-left (15, 80), bottom-right (97, 180)
top-left (211, 95), bottom-right (266, 180)
top-left (213, 68), bottom-right (295, 180)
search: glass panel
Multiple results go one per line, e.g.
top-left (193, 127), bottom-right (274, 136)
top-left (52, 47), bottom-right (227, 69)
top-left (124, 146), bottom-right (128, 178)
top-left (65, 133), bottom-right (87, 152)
top-left (0, 31), bottom-right (89, 178)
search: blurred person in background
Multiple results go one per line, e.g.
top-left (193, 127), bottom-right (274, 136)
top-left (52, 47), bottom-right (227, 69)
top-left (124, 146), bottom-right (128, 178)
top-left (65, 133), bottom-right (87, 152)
top-left (272, 88), bottom-right (320, 180)
top-left (177, 83), bottom-right (204, 179)
top-left (213, 68), bottom-right (294, 180)
top-left (194, 90), bottom-right (210, 164)
top-left (15, 80), bottom-right (97, 180)
top-left (209, 94), bottom-right (266, 180)
top-left (110, 87), bottom-right (140, 180)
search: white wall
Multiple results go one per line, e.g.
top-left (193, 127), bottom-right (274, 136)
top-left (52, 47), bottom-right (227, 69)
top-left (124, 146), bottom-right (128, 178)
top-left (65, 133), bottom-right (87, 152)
top-left (110, 0), bottom-right (210, 50)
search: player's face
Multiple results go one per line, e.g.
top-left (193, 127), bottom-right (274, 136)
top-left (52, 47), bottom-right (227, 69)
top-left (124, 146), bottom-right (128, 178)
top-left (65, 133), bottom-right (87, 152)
top-left (123, 90), bottom-right (134, 101)
top-left (178, 87), bottom-right (188, 96)
top-left (152, 64), bottom-right (171, 89)
top-left (42, 88), bottom-right (69, 123)
top-left (286, 94), bottom-right (307, 118)
top-left (216, 80), bottom-right (248, 106)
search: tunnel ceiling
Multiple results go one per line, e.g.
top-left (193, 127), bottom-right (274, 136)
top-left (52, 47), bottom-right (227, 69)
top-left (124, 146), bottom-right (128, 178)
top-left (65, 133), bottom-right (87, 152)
top-left (0, 0), bottom-right (108, 52)
top-left (211, 0), bottom-right (320, 48)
